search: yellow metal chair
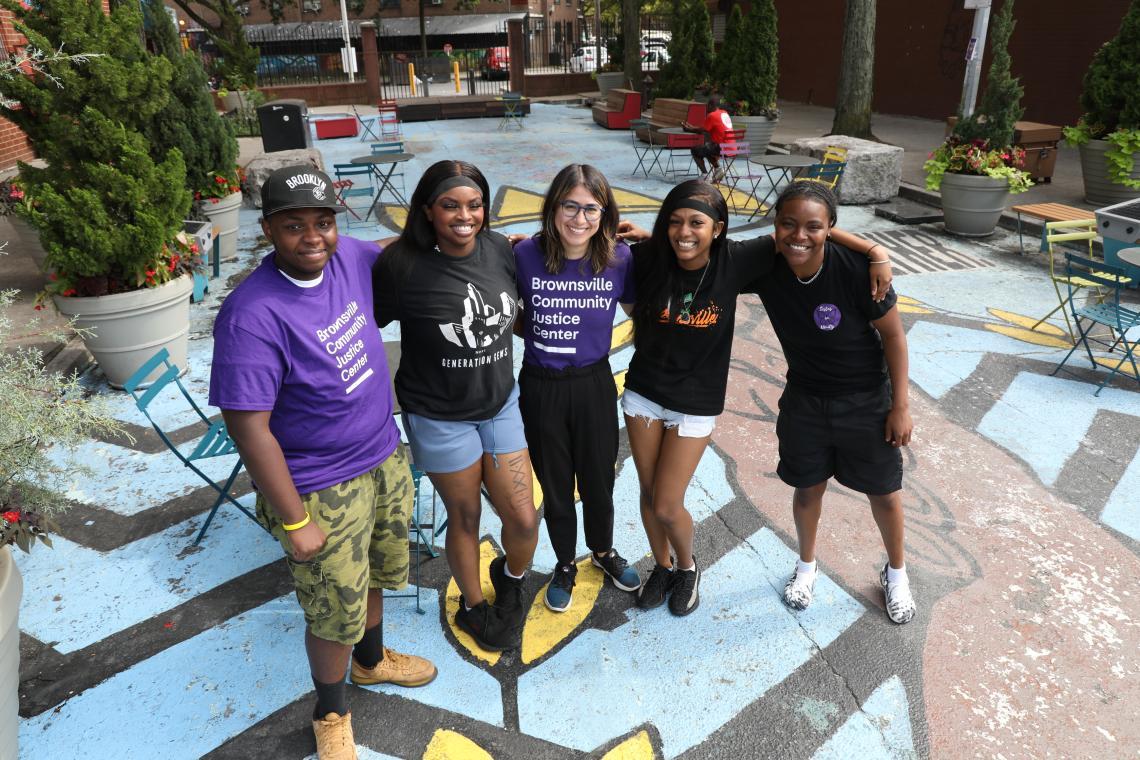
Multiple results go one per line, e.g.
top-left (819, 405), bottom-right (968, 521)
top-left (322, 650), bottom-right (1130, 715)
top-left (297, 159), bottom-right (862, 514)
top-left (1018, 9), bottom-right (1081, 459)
top-left (1032, 219), bottom-right (1132, 341)
top-left (822, 145), bottom-right (848, 164)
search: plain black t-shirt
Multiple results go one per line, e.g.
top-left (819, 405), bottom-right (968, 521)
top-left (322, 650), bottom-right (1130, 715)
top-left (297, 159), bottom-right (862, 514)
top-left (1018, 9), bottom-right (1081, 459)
top-left (748, 241), bottom-right (897, 396)
top-left (373, 231), bottom-right (518, 420)
top-left (625, 236), bottom-right (776, 416)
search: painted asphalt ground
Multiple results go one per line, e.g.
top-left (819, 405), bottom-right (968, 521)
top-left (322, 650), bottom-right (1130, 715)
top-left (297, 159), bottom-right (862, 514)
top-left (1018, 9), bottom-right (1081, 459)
top-left (14, 104), bottom-right (1140, 759)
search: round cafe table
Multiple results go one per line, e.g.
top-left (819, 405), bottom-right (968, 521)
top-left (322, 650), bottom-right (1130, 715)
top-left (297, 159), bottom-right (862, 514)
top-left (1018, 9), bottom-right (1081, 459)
top-left (349, 152), bottom-right (415, 221)
top-left (746, 154), bottom-right (818, 221)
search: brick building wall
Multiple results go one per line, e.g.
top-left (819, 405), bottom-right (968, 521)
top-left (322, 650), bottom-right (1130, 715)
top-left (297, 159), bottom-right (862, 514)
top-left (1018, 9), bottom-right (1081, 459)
top-left (0, 7), bottom-right (35, 174)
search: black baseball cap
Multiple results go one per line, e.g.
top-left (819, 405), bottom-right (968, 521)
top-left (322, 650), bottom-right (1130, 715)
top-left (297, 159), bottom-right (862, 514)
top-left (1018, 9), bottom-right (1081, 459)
top-left (260, 165), bottom-right (346, 218)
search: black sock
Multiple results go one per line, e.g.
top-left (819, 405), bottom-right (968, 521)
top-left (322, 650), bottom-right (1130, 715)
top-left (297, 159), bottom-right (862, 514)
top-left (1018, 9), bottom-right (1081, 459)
top-left (352, 623), bottom-right (384, 669)
top-left (312, 677), bottom-right (347, 719)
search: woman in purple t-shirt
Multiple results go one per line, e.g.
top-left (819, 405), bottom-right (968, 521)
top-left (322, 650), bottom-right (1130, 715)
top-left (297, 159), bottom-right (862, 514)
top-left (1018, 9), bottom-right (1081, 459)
top-left (514, 164), bottom-right (642, 614)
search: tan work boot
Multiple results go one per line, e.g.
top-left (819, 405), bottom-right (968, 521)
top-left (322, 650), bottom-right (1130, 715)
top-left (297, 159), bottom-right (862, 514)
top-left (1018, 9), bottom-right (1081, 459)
top-left (313, 711), bottom-right (357, 760)
top-left (350, 647), bottom-right (437, 687)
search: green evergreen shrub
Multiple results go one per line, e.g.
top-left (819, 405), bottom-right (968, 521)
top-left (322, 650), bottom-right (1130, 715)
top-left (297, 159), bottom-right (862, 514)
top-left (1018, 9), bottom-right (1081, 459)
top-left (711, 5), bottom-right (743, 95)
top-left (142, 0), bottom-right (239, 203)
top-left (722, 0), bottom-right (779, 117)
top-left (654, 0), bottom-right (713, 99)
top-left (0, 0), bottom-right (193, 298)
top-left (951, 0), bottom-right (1022, 148)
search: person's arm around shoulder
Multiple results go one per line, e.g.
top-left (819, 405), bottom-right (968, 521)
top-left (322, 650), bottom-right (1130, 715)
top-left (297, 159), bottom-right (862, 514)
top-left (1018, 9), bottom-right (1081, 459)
top-left (829, 228), bottom-right (894, 302)
top-left (871, 307), bottom-right (912, 448)
top-left (222, 410), bottom-right (326, 561)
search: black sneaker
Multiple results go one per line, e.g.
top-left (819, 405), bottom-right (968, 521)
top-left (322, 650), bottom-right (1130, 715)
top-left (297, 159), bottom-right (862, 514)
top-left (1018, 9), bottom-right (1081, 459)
top-left (544, 563), bottom-right (577, 612)
top-left (668, 562), bottom-right (700, 617)
top-left (591, 549), bottom-right (642, 592)
top-left (636, 563), bottom-right (674, 609)
top-left (489, 555), bottom-right (528, 637)
top-left (454, 596), bottom-right (515, 651)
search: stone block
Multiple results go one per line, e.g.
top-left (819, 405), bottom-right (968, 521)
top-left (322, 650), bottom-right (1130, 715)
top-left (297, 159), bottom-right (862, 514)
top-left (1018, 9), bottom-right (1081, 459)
top-left (242, 149), bottom-right (326, 208)
top-left (789, 136), bottom-right (902, 204)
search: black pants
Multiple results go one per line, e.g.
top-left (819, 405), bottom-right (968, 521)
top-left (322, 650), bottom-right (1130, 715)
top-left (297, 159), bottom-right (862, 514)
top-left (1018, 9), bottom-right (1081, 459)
top-left (518, 360), bottom-right (618, 567)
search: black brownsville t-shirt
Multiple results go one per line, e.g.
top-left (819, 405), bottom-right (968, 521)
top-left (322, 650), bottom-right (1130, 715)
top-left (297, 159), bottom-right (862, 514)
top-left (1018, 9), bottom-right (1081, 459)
top-left (747, 241), bottom-right (897, 396)
top-left (625, 236), bottom-right (776, 416)
top-left (373, 231), bottom-right (518, 420)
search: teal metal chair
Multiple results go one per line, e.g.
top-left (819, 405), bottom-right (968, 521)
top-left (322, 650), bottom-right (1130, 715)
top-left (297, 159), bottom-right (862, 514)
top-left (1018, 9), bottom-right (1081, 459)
top-left (333, 163), bottom-right (375, 218)
top-left (369, 141), bottom-right (406, 198)
top-left (498, 92), bottom-right (525, 131)
top-left (1051, 252), bottom-right (1140, 395)
top-left (123, 349), bottom-right (264, 545)
top-left (629, 118), bottom-right (664, 177)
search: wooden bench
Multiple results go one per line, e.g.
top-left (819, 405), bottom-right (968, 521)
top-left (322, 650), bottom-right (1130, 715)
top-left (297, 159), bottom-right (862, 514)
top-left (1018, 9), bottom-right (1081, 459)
top-left (636, 98), bottom-right (705, 147)
top-left (1011, 202), bottom-right (1096, 254)
top-left (592, 88), bottom-right (641, 129)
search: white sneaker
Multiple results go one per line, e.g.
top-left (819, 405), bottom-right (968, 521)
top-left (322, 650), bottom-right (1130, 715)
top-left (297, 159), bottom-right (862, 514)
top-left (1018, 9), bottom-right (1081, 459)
top-left (711, 166), bottom-right (726, 183)
top-left (782, 566), bottom-right (816, 610)
top-left (880, 563), bottom-right (916, 624)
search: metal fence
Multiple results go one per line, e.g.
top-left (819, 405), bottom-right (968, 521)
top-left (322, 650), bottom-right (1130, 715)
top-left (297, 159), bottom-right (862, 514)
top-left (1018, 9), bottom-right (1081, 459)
top-left (520, 16), bottom-right (671, 76)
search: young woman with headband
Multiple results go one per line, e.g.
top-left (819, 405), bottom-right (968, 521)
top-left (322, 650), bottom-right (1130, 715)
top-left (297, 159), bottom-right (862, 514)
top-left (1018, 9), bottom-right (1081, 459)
top-left (372, 160), bottom-right (537, 652)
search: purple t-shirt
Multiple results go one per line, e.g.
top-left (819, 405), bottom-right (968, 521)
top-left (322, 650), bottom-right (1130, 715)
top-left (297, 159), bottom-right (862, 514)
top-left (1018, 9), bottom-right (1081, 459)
top-left (209, 236), bottom-right (399, 494)
top-left (515, 237), bottom-right (635, 370)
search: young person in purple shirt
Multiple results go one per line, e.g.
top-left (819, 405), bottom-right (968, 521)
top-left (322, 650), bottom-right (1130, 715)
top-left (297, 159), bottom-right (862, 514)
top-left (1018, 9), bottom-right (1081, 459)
top-left (619, 181), bottom-right (893, 617)
top-left (372, 161), bottom-right (538, 653)
top-left (514, 164), bottom-right (643, 613)
top-left (210, 166), bottom-right (435, 760)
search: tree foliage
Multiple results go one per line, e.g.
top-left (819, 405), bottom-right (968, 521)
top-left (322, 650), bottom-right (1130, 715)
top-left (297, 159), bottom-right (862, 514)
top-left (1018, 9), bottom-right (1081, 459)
top-left (1079, 0), bottom-right (1140, 134)
top-left (952, 0), bottom-right (1023, 148)
top-left (143, 0), bottom-right (238, 197)
top-left (721, 0), bottom-right (778, 116)
top-left (0, 0), bottom-right (191, 296)
top-left (168, 0), bottom-right (260, 88)
top-left (655, 0), bottom-right (714, 99)
top-left (712, 5), bottom-right (743, 92)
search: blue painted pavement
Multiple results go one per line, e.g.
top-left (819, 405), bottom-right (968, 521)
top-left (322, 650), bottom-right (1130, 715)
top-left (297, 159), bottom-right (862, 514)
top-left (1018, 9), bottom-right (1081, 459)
top-left (811, 676), bottom-right (916, 760)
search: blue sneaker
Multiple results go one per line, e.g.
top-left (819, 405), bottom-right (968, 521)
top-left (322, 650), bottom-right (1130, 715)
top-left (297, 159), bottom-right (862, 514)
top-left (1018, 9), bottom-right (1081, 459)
top-left (592, 549), bottom-right (642, 592)
top-left (544, 564), bottom-right (577, 612)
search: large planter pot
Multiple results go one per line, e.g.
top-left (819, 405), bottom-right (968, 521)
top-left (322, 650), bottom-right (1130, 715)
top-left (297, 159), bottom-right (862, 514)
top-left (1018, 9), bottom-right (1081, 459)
top-left (939, 172), bottom-right (1011, 237)
top-left (53, 274), bottom-right (193, 388)
top-left (198, 189), bottom-right (242, 265)
top-left (734, 114), bottom-right (778, 157)
top-left (1078, 139), bottom-right (1140, 206)
top-left (1, 547), bottom-right (22, 760)
top-left (595, 72), bottom-right (625, 97)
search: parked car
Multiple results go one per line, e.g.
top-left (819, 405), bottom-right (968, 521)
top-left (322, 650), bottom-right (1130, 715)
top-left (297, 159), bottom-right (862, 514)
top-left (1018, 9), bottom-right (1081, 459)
top-left (568, 45), bottom-right (609, 73)
top-left (641, 43), bottom-right (669, 69)
top-left (481, 46), bottom-right (510, 80)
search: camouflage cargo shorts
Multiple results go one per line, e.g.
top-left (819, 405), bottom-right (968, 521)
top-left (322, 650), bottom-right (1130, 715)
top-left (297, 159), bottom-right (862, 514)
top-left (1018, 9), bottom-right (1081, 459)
top-left (256, 445), bottom-right (413, 646)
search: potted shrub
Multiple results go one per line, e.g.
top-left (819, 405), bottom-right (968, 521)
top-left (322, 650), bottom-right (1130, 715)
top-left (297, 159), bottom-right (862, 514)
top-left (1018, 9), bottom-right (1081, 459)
top-left (654, 0), bottom-right (715, 99)
top-left (1063, 0), bottom-right (1140, 205)
top-left (720, 0), bottom-right (779, 155)
top-left (0, 286), bottom-right (122, 759)
top-left (1, 0), bottom-right (196, 387)
top-left (924, 0), bottom-right (1031, 236)
top-left (143, 0), bottom-right (243, 263)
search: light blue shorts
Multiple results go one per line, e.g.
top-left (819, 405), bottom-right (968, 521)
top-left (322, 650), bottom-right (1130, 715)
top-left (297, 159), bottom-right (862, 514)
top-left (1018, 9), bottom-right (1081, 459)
top-left (404, 384), bottom-right (528, 473)
top-left (621, 388), bottom-right (717, 438)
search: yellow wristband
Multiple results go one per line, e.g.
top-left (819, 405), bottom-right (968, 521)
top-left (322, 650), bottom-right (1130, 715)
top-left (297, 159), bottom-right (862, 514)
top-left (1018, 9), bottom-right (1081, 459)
top-left (282, 513), bottom-right (311, 532)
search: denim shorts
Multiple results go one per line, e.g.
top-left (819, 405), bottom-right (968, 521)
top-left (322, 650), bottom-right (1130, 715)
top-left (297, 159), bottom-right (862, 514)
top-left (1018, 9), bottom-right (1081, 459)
top-left (404, 383), bottom-right (529, 473)
top-left (621, 388), bottom-right (717, 438)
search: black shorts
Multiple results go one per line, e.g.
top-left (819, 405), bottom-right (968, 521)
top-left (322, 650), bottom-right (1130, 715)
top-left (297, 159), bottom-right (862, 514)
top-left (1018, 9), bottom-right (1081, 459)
top-left (775, 384), bottom-right (903, 495)
top-left (692, 140), bottom-right (721, 160)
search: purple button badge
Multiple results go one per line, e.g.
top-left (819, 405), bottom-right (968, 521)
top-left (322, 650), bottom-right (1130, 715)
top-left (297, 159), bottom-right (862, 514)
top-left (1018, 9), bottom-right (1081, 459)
top-left (813, 303), bottom-right (841, 331)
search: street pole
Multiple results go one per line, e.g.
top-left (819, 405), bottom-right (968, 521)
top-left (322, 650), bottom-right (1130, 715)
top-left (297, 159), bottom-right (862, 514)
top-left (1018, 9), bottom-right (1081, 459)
top-left (593, 0), bottom-right (601, 76)
top-left (959, 0), bottom-right (991, 118)
top-left (339, 0), bottom-right (354, 83)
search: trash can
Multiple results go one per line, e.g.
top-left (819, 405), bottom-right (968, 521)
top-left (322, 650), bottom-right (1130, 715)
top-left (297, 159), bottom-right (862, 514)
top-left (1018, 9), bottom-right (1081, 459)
top-left (258, 99), bottom-right (311, 153)
top-left (1013, 121), bottom-right (1063, 183)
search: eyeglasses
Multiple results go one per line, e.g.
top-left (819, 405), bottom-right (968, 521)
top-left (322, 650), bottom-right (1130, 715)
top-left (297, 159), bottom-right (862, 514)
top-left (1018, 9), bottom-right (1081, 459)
top-left (558, 200), bottom-right (605, 222)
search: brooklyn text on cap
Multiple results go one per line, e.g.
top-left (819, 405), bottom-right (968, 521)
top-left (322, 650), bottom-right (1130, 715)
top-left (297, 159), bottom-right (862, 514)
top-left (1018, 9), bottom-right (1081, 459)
top-left (261, 165), bottom-right (346, 217)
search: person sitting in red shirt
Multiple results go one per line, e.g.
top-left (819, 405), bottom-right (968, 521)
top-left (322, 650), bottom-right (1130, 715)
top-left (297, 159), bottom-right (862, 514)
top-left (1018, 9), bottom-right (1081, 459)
top-left (682, 95), bottom-right (735, 183)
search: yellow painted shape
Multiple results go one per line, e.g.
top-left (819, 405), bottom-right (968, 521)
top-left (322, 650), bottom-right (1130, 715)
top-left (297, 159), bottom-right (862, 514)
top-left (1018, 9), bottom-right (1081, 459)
top-left (716, 184), bottom-right (759, 211)
top-left (445, 541), bottom-right (502, 665)
top-left (422, 729), bottom-right (494, 760)
top-left (532, 470), bottom-right (544, 510)
top-left (983, 323), bottom-right (1072, 349)
top-left (611, 187), bottom-right (662, 213)
top-left (895, 294), bottom-right (934, 314)
top-left (614, 368), bottom-right (627, 396)
top-left (493, 186), bottom-right (544, 224)
top-left (382, 205), bottom-right (408, 232)
top-left (611, 319), bottom-right (634, 350)
top-left (1095, 355), bottom-right (1140, 377)
top-left (521, 557), bottom-right (604, 664)
top-left (601, 730), bottom-right (657, 760)
top-left (987, 307), bottom-right (1066, 336)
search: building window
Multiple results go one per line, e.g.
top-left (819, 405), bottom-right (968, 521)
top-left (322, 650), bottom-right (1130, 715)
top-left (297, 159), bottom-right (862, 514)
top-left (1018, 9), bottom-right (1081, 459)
top-left (379, 0), bottom-right (400, 8)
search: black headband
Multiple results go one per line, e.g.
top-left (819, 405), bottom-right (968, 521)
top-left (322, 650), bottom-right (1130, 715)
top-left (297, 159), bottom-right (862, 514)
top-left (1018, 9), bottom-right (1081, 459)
top-left (426, 175), bottom-right (483, 204)
top-left (674, 199), bottom-right (721, 223)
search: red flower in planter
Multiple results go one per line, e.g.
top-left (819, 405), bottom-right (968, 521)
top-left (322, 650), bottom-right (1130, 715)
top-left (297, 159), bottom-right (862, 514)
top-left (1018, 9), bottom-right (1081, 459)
top-left (62, 288), bottom-right (77, 296)
top-left (2, 511), bottom-right (20, 523)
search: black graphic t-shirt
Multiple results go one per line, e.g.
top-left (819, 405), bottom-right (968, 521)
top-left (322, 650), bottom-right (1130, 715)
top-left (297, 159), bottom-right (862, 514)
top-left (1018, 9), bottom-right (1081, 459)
top-left (626, 236), bottom-right (776, 416)
top-left (373, 231), bottom-right (518, 420)
top-left (747, 241), bottom-right (897, 396)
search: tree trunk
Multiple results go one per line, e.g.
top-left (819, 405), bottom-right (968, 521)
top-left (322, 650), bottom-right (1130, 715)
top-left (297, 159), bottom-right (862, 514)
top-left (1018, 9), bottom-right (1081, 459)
top-left (622, 0), bottom-right (642, 94)
top-left (830, 0), bottom-right (876, 139)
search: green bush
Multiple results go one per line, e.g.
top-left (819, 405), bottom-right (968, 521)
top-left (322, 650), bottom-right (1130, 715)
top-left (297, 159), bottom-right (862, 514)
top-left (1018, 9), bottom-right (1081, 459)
top-left (711, 5), bottom-right (744, 95)
top-left (654, 0), bottom-right (714, 99)
top-left (0, 0), bottom-right (192, 298)
top-left (952, 0), bottom-right (1022, 148)
top-left (721, 0), bottom-right (779, 117)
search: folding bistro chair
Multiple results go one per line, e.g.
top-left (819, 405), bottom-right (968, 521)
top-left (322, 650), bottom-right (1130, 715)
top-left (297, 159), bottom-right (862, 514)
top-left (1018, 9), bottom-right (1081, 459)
top-left (123, 349), bottom-right (266, 545)
top-left (1032, 220), bottom-right (1131, 342)
top-left (1051, 252), bottom-right (1140, 395)
top-left (498, 92), bottom-right (525, 130)
top-left (378, 99), bottom-right (402, 140)
top-left (629, 118), bottom-right (664, 177)
top-left (331, 179), bottom-right (363, 226)
top-left (352, 105), bottom-right (381, 142)
top-left (794, 160), bottom-right (848, 191)
top-left (333, 163), bottom-right (376, 219)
